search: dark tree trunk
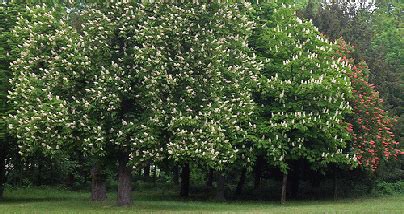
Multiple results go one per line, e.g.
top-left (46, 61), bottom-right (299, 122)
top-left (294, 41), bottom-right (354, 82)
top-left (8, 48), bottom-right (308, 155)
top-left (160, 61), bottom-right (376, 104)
top-left (254, 156), bottom-right (264, 189)
top-left (152, 165), bottom-right (157, 185)
top-left (206, 168), bottom-right (214, 188)
top-left (90, 164), bottom-right (107, 201)
top-left (281, 173), bottom-right (287, 204)
top-left (366, 174), bottom-right (375, 194)
top-left (172, 165), bottom-right (179, 185)
top-left (215, 173), bottom-right (225, 201)
top-left (0, 141), bottom-right (6, 200)
top-left (143, 163), bottom-right (150, 180)
top-left (180, 163), bottom-right (190, 198)
top-left (117, 153), bottom-right (132, 206)
top-left (36, 160), bottom-right (42, 186)
top-left (235, 168), bottom-right (247, 195)
top-left (333, 169), bottom-right (338, 200)
top-left (66, 173), bottom-right (75, 190)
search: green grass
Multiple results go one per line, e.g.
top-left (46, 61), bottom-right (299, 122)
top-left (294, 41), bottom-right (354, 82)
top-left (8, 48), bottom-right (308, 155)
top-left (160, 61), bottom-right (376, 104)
top-left (1, 187), bottom-right (403, 213)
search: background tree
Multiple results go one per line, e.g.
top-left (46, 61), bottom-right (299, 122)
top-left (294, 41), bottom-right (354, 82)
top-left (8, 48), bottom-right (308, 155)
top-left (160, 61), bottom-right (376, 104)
top-left (367, 1), bottom-right (403, 142)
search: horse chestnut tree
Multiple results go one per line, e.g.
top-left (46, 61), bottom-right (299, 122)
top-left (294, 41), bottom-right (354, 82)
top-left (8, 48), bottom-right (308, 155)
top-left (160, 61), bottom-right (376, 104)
top-left (251, 2), bottom-right (356, 203)
top-left (337, 39), bottom-right (400, 171)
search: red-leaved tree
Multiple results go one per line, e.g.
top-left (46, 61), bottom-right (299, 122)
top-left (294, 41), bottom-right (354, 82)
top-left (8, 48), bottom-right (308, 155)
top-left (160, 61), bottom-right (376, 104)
top-left (337, 39), bottom-right (400, 171)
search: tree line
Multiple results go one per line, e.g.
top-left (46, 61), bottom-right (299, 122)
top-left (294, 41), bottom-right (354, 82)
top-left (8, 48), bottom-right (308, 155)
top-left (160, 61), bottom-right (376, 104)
top-left (0, 0), bottom-right (400, 206)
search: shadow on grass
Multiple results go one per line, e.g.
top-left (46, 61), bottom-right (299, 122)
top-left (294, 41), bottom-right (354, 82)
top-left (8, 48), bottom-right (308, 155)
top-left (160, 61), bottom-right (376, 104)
top-left (1, 187), bottom-right (88, 204)
top-left (1, 196), bottom-right (70, 204)
top-left (2, 184), bottom-right (397, 211)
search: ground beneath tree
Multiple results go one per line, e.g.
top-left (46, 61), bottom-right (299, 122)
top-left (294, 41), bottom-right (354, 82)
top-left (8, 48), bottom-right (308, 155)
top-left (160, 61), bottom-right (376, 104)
top-left (1, 187), bottom-right (403, 213)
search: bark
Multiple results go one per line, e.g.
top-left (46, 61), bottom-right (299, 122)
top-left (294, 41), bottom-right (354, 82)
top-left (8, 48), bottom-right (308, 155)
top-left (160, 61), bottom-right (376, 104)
top-left (180, 163), bottom-right (190, 198)
top-left (333, 170), bottom-right (338, 200)
top-left (281, 173), bottom-right (287, 204)
top-left (143, 163), bottom-right (150, 180)
top-left (66, 173), bottom-right (75, 190)
top-left (206, 168), bottom-right (214, 188)
top-left (254, 156), bottom-right (263, 189)
top-left (36, 160), bottom-right (42, 186)
top-left (117, 153), bottom-right (132, 206)
top-left (172, 165), bottom-right (179, 185)
top-left (152, 165), bottom-right (157, 185)
top-left (90, 164), bottom-right (107, 201)
top-left (215, 173), bottom-right (225, 201)
top-left (366, 174), bottom-right (376, 194)
top-left (0, 141), bottom-right (6, 200)
top-left (235, 168), bottom-right (247, 195)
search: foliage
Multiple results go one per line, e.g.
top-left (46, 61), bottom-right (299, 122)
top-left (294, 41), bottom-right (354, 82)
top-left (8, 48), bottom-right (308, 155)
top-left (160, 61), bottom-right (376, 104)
top-left (368, 0), bottom-right (403, 120)
top-left (251, 2), bottom-right (355, 173)
top-left (336, 39), bottom-right (400, 171)
top-left (0, 2), bottom-right (20, 142)
top-left (6, 3), bottom-right (162, 168)
top-left (132, 3), bottom-right (262, 170)
top-left (300, 0), bottom-right (403, 144)
top-left (312, 2), bottom-right (374, 59)
top-left (374, 181), bottom-right (404, 196)
top-left (0, 2), bottom-right (28, 199)
top-left (5, 3), bottom-right (267, 189)
top-left (2, 1), bottom-right (401, 205)
top-left (6, 5), bottom-right (77, 157)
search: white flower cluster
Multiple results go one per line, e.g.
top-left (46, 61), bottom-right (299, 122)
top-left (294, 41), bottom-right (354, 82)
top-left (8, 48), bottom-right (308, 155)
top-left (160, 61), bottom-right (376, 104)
top-left (132, 3), bottom-right (262, 168)
top-left (8, 5), bottom-right (78, 156)
top-left (7, 3), bottom-right (262, 169)
top-left (7, 2), bottom-right (358, 171)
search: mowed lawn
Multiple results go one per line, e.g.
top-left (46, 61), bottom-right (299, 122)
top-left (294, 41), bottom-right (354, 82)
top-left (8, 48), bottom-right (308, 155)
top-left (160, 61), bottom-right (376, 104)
top-left (0, 187), bottom-right (403, 213)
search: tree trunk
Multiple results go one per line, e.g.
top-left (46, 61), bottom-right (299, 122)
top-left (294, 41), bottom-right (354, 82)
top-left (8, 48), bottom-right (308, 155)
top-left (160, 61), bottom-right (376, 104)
top-left (66, 173), bottom-right (75, 190)
top-left (366, 174), bottom-right (375, 194)
top-left (235, 168), bottom-right (247, 195)
top-left (180, 163), bottom-right (190, 198)
top-left (215, 173), bottom-right (225, 201)
top-left (206, 168), bottom-right (214, 188)
top-left (117, 153), bottom-right (132, 206)
top-left (254, 156), bottom-right (263, 189)
top-left (90, 164), bottom-right (107, 201)
top-left (281, 173), bottom-right (287, 204)
top-left (152, 165), bottom-right (157, 185)
top-left (143, 163), bottom-right (150, 181)
top-left (0, 141), bottom-right (6, 200)
top-left (333, 170), bottom-right (338, 200)
top-left (36, 160), bottom-right (42, 186)
top-left (172, 165), bottom-right (179, 185)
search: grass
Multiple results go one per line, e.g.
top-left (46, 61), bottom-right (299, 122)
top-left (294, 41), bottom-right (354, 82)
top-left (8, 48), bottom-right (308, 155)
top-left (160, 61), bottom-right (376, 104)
top-left (0, 186), bottom-right (403, 213)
